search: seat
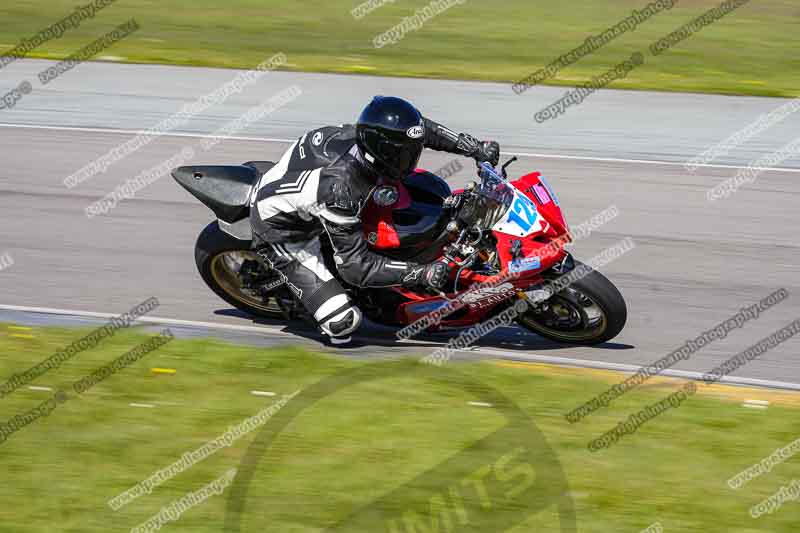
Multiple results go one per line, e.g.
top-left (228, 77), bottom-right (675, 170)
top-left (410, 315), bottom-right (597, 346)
top-left (172, 164), bottom-right (263, 222)
top-left (243, 161), bottom-right (276, 176)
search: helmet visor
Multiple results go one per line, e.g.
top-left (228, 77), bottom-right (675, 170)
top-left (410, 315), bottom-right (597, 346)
top-left (362, 129), bottom-right (423, 181)
top-left (377, 138), bottom-right (422, 178)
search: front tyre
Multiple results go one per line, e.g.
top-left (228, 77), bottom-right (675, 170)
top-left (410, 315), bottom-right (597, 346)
top-left (195, 221), bottom-right (285, 320)
top-left (517, 262), bottom-right (627, 345)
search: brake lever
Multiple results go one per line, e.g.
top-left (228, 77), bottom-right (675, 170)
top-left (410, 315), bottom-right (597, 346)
top-left (501, 156), bottom-right (518, 179)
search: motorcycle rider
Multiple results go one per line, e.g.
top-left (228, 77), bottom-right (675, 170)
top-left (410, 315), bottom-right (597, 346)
top-left (250, 96), bottom-right (500, 345)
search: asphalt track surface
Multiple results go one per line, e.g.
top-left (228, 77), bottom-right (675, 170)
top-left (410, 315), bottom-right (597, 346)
top-left (1, 59), bottom-right (799, 388)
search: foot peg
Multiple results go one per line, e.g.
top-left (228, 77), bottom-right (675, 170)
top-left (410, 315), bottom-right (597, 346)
top-left (329, 336), bottom-right (352, 346)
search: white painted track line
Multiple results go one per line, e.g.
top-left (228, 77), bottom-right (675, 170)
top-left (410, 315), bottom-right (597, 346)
top-left (0, 122), bottom-right (293, 144)
top-left (2, 122), bottom-right (799, 174)
top-left (479, 346), bottom-right (800, 392)
top-left (2, 303), bottom-right (800, 393)
top-left (0, 303), bottom-right (299, 338)
top-left (744, 399), bottom-right (770, 406)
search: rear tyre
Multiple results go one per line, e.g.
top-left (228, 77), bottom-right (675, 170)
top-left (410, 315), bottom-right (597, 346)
top-left (517, 262), bottom-right (627, 345)
top-left (195, 221), bottom-right (285, 320)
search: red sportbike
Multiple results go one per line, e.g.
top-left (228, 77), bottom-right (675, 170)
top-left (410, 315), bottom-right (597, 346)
top-left (174, 157), bottom-right (627, 345)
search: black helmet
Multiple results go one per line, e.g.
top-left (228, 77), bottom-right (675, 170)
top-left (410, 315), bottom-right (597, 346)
top-left (356, 96), bottom-right (425, 182)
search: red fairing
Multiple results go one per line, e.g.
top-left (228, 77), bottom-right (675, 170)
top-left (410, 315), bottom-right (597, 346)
top-left (357, 165), bottom-right (573, 330)
top-left (513, 172), bottom-right (568, 234)
top-left (489, 172), bottom-right (570, 280)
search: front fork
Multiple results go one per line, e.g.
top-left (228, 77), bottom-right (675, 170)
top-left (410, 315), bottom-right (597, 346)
top-left (518, 252), bottom-right (576, 307)
top-left (433, 252), bottom-right (577, 322)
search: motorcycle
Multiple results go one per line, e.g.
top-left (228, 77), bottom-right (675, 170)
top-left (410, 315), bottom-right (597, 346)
top-left (172, 156), bottom-right (626, 345)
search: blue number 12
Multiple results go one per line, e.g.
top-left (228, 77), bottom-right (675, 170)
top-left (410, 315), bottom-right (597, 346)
top-left (508, 197), bottom-right (537, 231)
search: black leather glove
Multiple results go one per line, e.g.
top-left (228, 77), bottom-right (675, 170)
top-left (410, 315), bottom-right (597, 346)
top-left (402, 262), bottom-right (449, 291)
top-left (456, 133), bottom-right (500, 166)
top-left (476, 140), bottom-right (500, 167)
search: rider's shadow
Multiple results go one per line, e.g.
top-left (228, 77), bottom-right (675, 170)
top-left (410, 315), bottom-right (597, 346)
top-left (387, 325), bottom-right (634, 352)
top-left (214, 308), bottom-right (634, 352)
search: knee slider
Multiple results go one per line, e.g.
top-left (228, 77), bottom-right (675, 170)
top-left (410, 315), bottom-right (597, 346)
top-left (326, 307), bottom-right (362, 337)
top-left (313, 293), bottom-right (362, 338)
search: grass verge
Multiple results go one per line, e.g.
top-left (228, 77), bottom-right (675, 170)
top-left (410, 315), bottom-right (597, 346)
top-left (0, 0), bottom-right (797, 97)
top-left (0, 321), bottom-right (798, 532)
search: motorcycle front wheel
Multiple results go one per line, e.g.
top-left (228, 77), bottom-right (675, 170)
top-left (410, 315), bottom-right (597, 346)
top-left (517, 262), bottom-right (627, 345)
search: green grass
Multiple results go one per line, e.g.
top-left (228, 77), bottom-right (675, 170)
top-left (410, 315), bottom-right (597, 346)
top-left (0, 322), bottom-right (799, 532)
top-left (0, 0), bottom-right (798, 97)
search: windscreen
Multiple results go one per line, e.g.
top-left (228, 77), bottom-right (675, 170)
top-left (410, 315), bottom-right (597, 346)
top-left (457, 163), bottom-right (514, 229)
top-left (474, 163), bottom-right (514, 228)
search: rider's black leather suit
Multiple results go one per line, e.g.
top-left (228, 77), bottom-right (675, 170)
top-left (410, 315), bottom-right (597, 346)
top-left (250, 118), bottom-right (483, 341)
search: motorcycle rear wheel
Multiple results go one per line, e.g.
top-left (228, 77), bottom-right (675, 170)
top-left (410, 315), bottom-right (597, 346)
top-left (195, 221), bottom-right (285, 320)
top-left (517, 262), bottom-right (627, 345)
